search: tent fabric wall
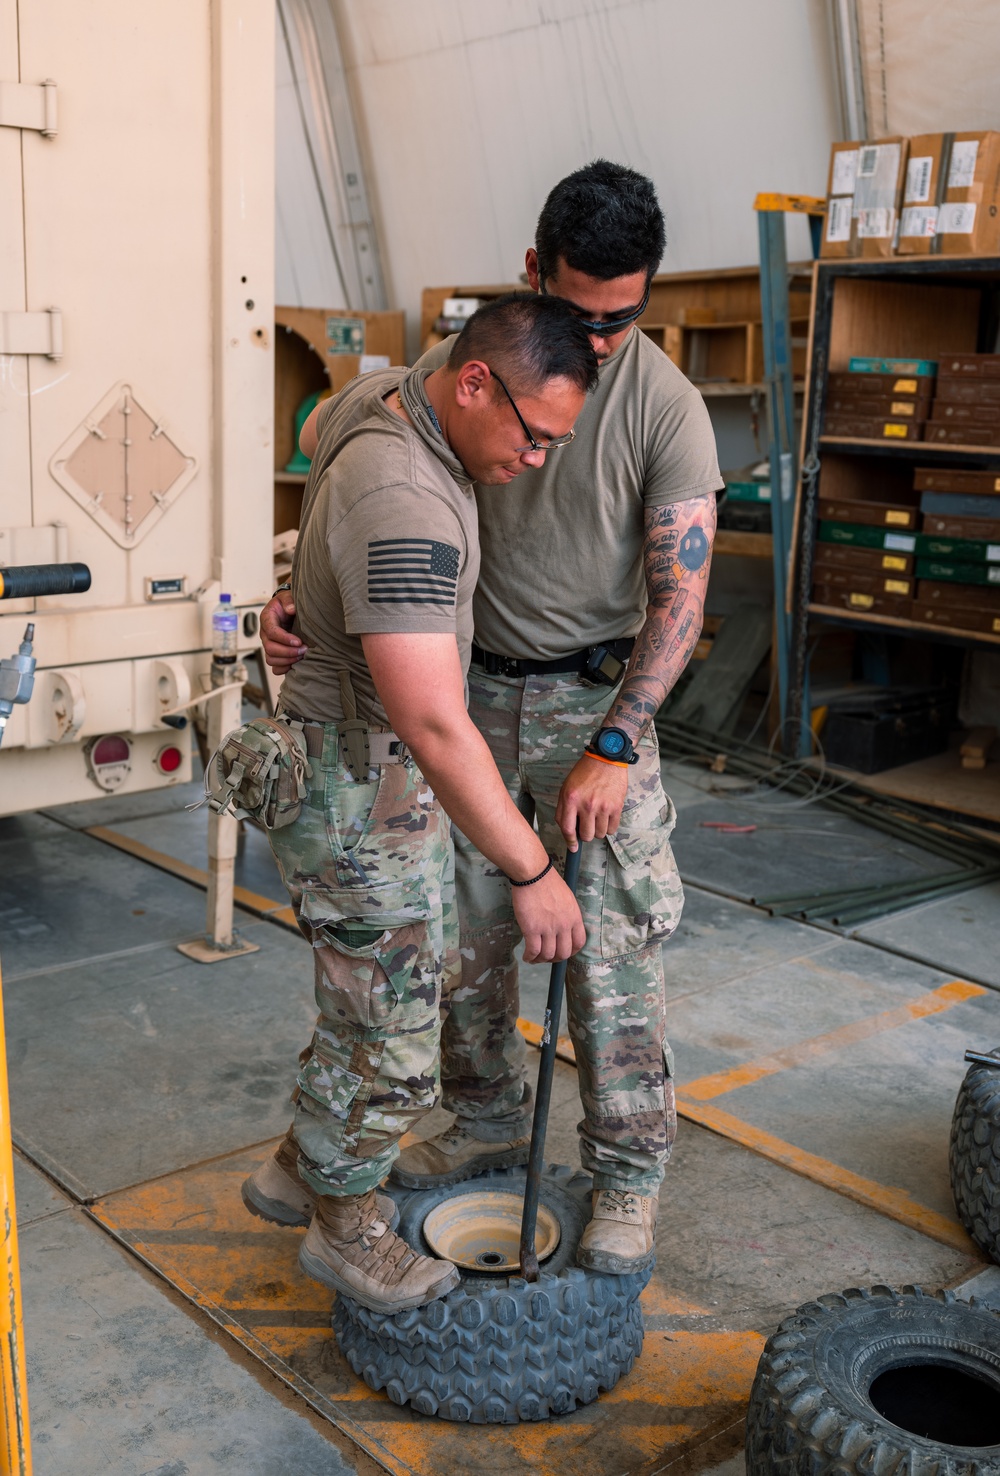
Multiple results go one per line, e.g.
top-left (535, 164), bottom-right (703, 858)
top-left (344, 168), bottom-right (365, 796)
top-left (856, 0), bottom-right (1000, 138)
top-left (277, 0), bottom-right (841, 344)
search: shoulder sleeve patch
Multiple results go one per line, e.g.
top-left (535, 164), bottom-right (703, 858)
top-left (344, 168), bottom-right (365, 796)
top-left (367, 538), bottom-right (460, 606)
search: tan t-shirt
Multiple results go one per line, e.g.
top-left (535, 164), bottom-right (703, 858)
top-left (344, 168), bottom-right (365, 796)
top-left (280, 368), bottom-right (479, 725)
top-left (418, 327), bottom-right (723, 660)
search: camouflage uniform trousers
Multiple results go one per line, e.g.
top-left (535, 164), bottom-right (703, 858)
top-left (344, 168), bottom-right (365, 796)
top-left (443, 667), bottom-right (684, 1194)
top-left (268, 722), bottom-right (453, 1198)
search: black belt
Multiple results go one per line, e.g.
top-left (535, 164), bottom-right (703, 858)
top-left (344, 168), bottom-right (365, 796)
top-left (471, 637), bottom-right (635, 680)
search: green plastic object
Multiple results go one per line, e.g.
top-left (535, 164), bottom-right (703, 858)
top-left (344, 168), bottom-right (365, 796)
top-left (285, 391), bottom-right (323, 473)
top-left (916, 557), bottom-right (1000, 586)
top-left (818, 520), bottom-right (917, 553)
top-left (724, 479), bottom-right (771, 503)
top-left (848, 356), bottom-right (937, 376)
top-left (915, 532), bottom-right (1000, 563)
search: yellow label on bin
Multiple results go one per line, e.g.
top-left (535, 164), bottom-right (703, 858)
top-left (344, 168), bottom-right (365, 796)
top-left (994, 618), bottom-right (1000, 632)
top-left (884, 579), bottom-right (909, 594)
top-left (893, 379), bottom-right (918, 393)
top-left (884, 510), bottom-right (910, 525)
top-left (883, 422), bottom-right (908, 438)
top-left (890, 401), bottom-right (916, 416)
top-left (882, 555), bottom-right (907, 570)
top-left (849, 592), bottom-right (875, 608)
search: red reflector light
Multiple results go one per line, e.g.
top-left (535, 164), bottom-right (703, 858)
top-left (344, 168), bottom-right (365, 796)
top-left (92, 734), bottom-right (130, 766)
top-left (156, 745), bottom-right (183, 774)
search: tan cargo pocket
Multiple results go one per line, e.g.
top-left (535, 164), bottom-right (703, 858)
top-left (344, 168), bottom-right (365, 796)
top-left (601, 799), bottom-right (684, 959)
top-left (312, 919), bottom-right (428, 1032)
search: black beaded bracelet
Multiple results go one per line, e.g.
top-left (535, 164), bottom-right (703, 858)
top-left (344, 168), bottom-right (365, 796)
top-left (507, 856), bottom-right (554, 887)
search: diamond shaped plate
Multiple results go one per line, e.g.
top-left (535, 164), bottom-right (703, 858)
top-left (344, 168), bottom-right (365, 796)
top-left (50, 382), bottom-right (197, 547)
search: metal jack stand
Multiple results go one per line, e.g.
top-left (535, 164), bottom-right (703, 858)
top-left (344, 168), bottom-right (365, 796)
top-left (753, 193), bottom-right (825, 755)
top-left (177, 660), bottom-right (261, 965)
top-left (0, 560), bottom-right (92, 1475)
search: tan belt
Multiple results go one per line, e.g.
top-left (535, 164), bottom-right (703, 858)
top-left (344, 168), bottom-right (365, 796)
top-left (298, 720), bottom-right (407, 766)
top-left (279, 672), bottom-right (408, 777)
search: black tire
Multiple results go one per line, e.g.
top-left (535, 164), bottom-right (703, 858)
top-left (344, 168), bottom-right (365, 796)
top-left (950, 1050), bottom-right (1000, 1263)
top-left (745, 1286), bottom-right (1000, 1476)
top-left (333, 1162), bottom-right (651, 1423)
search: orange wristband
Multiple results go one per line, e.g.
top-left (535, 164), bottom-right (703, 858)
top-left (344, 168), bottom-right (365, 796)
top-left (584, 750), bottom-right (629, 768)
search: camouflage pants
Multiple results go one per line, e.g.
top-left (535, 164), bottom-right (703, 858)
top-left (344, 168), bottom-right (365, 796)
top-left (444, 668), bottom-right (684, 1194)
top-left (268, 724), bottom-right (452, 1197)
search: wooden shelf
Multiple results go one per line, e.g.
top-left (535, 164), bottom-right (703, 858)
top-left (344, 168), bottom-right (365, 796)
top-left (820, 435), bottom-right (1000, 458)
top-left (698, 380), bottom-right (804, 397)
top-left (808, 602), bottom-right (1000, 647)
top-left (716, 530), bottom-right (773, 558)
top-left (274, 471), bottom-right (308, 485)
top-left (822, 746), bottom-right (1000, 827)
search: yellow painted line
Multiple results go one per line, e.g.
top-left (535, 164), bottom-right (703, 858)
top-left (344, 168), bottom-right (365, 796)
top-left (516, 1016), bottom-right (577, 1066)
top-left (86, 825), bottom-right (299, 929)
top-left (673, 1094), bottom-right (979, 1255)
top-left (680, 979), bottom-right (987, 1101)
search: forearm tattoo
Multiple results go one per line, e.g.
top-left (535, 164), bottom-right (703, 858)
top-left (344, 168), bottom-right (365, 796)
top-left (607, 490), bottom-right (717, 741)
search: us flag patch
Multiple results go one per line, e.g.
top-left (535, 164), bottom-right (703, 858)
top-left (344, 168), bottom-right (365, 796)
top-left (367, 538), bottom-right (460, 606)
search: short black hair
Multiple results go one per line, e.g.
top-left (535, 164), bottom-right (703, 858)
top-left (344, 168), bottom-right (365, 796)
top-left (535, 159), bottom-right (666, 285)
top-left (448, 292), bottom-right (598, 397)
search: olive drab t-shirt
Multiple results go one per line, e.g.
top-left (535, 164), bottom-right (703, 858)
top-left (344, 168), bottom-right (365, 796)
top-left (417, 327), bottom-right (724, 661)
top-left (279, 367), bottom-right (479, 726)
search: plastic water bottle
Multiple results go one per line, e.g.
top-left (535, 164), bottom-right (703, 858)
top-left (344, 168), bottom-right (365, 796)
top-left (212, 593), bottom-right (238, 664)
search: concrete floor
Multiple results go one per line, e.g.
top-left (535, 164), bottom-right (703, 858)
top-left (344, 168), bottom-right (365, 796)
top-left (1, 756), bottom-right (997, 1473)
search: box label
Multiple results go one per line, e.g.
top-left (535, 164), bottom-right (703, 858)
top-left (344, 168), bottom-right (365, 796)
top-left (885, 533), bottom-right (917, 551)
top-left (989, 545), bottom-right (1000, 562)
top-left (990, 567), bottom-right (1000, 584)
top-left (893, 379), bottom-right (918, 393)
top-left (849, 592), bottom-right (875, 608)
top-left (831, 149), bottom-right (859, 195)
top-left (326, 317), bottom-right (366, 354)
top-left (938, 201), bottom-right (977, 234)
top-left (857, 207), bottom-right (894, 239)
top-left (885, 510), bottom-right (910, 524)
top-left (883, 555), bottom-right (907, 570)
top-left (905, 156), bottom-right (933, 203)
top-left (993, 618), bottom-right (1000, 632)
top-left (890, 401), bottom-right (916, 416)
top-left (948, 139), bottom-right (980, 189)
top-left (885, 579), bottom-right (909, 594)
top-left (883, 422), bottom-right (908, 437)
top-left (826, 196), bottom-right (853, 243)
top-left (900, 205), bottom-right (938, 238)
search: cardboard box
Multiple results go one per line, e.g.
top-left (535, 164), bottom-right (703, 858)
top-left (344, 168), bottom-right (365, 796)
top-left (921, 513), bottom-right (1000, 540)
top-left (819, 521), bottom-right (917, 554)
top-left (824, 414), bottom-right (924, 441)
top-left (818, 497), bottom-right (917, 530)
top-left (918, 579), bottom-right (1000, 611)
top-left (916, 558), bottom-right (1000, 587)
top-left (812, 567), bottom-right (914, 597)
top-left (813, 544), bottom-right (914, 576)
top-left (930, 401), bottom-right (1000, 426)
top-left (912, 602), bottom-right (1000, 635)
top-left (826, 393), bottom-right (928, 419)
top-left (897, 132), bottom-right (1000, 256)
top-left (933, 377), bottom-right (1000, 405)
top-left (828, 370), bottom-right (934, 400)
top-left (915, 468), bottom-right (1000, 495)
top-left (915, 533), bottom-right (1000, 563)
top-left (822, 139), bottom-right (907, 259)
top-left (812, 584), bottom-right (913, 617)
top-left (937, 353), bottom-right (1000, 379)
top-left (922, 423), bottom-right (1000, 447)
top-left (920, 491), bottom-right (1000, 518)
top-left (849, 357), bottom-right (937, 377)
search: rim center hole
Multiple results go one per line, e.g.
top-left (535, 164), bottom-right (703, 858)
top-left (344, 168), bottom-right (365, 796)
top-left (868, 1362), bottom-right (1000, 1447)
top-left (476, 1251), bottom-right (506, 1267)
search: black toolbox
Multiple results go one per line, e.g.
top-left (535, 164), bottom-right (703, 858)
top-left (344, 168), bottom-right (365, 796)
top-left (821, 688), bottom-right (958, 774)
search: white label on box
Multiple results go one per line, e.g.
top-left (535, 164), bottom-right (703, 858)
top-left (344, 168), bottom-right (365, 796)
top-left (884, 532), bottom-right (917, 552)
top-left (853, 143), bottom-right (902, 220)
top-left (359, 354), bottom-right (390, 373)
top-left (858, 145), bottom-right (879, 176)
top-left (831, 149), bottom-right (859, 195)
top-left (938, 201), bottom-right (977, 234)
top-left (900, 205), bottom-right (938, 237)
top-left (826, 196), bottom-right (853, 243)
top-left (857, 207), bottom-right (894, 238)
top-left (988, 544), bottom-right (1000, 561)
top-left (948, 138), bottom-right (979, 188)
top-left (905, 155), bottom-right (933, 202)
top-left (989, 566), bottom-right (1000, 584)
top-left (442, 297), bottom-right (482, 319)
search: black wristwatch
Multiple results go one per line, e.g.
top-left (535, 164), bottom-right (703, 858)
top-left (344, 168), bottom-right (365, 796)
top-left (586, 726), bottom-right (639, 765)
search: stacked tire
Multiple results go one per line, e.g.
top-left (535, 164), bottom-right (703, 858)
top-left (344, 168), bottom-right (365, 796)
top-left (950, 1047), bottom-right (1000, 1261)
top-left (332, 1163), bottom-right (651, 1423)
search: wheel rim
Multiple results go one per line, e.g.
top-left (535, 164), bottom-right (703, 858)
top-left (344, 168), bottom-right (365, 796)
top-left (421, 1190), bottom-right (561, 1272)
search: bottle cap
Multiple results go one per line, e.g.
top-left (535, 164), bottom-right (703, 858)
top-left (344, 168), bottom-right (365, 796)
top-left (220, 593), bottom-right (231, 603)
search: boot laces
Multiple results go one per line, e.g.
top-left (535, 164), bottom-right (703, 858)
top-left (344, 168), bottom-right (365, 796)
top-left (599, 1188), bottom-right (639, 1215)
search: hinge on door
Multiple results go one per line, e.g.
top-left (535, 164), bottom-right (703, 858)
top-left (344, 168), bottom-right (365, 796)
top-left (0, 309), bottom-right (63, 360)
top-left (0, 79), bottom-right (57, 136)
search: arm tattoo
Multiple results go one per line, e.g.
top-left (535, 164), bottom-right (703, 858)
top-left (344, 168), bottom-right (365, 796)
top-left (603, 490), bottom-right (717, 742)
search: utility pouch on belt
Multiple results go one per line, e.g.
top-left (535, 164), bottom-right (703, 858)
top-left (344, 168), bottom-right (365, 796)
top-left (204, 715), bottom-right (311, 829)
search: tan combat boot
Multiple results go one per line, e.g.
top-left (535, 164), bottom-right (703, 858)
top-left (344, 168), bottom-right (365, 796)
top-left (241, 1129), bottom-right (397, 1230)
top-left (576, 1188), bottom-right (658, 1274)
top-left (299, 1190), bottom-right (460, 1312)
top-left (391, 1121), bottom-right (531, 1188)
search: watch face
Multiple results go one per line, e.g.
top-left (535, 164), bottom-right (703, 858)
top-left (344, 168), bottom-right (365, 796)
top-left (598, 729), bottom-right (628, 757)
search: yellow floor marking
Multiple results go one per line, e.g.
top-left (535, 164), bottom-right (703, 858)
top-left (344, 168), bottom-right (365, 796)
top-left (86, 826), bottom-right (298, 926)
top-left (673, 1094), bottom-right (979, 1255)
top-left (517, 1016), bottom-right (577, 1065)
top-left (680, 979), bottom-right (986, 1101)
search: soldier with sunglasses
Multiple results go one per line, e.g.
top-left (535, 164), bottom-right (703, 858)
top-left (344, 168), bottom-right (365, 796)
top-left (261, 160), bottom-right (723, 1275)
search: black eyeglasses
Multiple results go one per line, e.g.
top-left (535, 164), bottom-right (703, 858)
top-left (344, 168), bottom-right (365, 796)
top-left (539, 278), bottom-right (651, 336)
top-left (488, 368), bottom-right (575, 453)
